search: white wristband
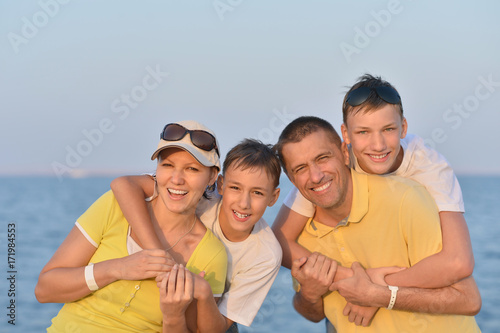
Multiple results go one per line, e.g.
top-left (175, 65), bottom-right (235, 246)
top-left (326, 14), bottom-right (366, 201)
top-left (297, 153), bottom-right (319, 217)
top-left (387, 285), bottom-right (398, 310)
top-left (84, 263), bottom-right (99, 291)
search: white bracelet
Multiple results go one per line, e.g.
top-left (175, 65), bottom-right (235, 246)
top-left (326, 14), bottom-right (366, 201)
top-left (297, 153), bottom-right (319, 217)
top-left (84, 263), bottom-right (99, 291)
top-left (387, 285), bottom-right (398, 310)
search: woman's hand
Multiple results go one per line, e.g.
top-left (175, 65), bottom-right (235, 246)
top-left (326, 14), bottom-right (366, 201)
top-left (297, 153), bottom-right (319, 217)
top-left (160, 265), bottom-right (194, 326)
top-left (116, 249), bottom-right (175, 281)
top-left (156, 269), bottom-right (212, 301)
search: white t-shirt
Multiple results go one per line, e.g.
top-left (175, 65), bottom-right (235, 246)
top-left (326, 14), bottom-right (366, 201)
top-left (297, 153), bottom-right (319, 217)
top-left (196, 193), bottom-right (282, 327)
top-left (285, 134), bottom-right (465, 217)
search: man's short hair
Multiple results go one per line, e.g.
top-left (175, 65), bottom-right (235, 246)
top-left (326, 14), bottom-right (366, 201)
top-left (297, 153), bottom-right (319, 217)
top-left (223, 138), bottom-right (281, 188)
top-left (274, 116), bottom-right (342, 172)
top-left (342, 74), bottom-right (404, 125)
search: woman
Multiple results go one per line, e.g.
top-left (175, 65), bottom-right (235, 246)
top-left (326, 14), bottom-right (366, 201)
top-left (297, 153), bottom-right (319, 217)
top-left (35, 120), bottom-right (228, 332)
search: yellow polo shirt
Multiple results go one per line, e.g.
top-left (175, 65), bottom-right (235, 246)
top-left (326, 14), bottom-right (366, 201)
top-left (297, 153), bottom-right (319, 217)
top-left (296, 171), bottom-right (480, 332)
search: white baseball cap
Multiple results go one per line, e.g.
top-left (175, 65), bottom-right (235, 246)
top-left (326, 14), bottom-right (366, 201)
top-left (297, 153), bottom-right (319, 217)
top-left (151, 120), bottom-right (221, 170)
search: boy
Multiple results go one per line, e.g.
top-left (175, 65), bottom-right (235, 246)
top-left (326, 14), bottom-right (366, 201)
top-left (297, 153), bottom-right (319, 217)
top-left (272, 74), bottom-right (475, 322)
top-left (111, 138), bottom-right (282, 332)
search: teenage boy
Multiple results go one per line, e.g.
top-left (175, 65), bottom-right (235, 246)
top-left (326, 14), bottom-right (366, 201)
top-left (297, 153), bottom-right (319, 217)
top-left (274, 116), bottom-right (481, 332)
top-left (273, 74), bottom-right (474, 291)
top-left (111, 137), bottom-right (282, 332)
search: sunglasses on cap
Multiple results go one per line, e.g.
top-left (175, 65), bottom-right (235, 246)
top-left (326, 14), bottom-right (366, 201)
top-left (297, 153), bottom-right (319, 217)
top-left (346, 86), bottom-right (401, 107)
top-left (160, 123), bottom-right (220, 157)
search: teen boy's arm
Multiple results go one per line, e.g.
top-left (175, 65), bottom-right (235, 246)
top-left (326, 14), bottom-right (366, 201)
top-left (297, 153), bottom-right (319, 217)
top-left (331, 262), bottom-right (481, 315)
top-left (332, 184), bottom-right (482, 316)
top-left (273, 205), bottom-right (313, 269)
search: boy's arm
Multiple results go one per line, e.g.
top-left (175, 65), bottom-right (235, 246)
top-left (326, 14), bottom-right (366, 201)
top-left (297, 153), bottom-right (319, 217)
top-left (110, 175), bottom-right (162, 249)
top-left (272, 205), bottom-right (311, 269)
top-left (389, 135), bottom-right (474, 288)
top-left (332, 262), bottom-right (481, 316)
top-left (384, 211), bottom-right (474, 288)
top-left (195, 279), bottom-right (231, 333)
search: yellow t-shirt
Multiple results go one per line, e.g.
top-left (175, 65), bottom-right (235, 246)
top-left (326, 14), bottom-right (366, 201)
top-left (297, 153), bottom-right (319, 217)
top-left (296, 171), bottom-right (480, 333)
top-left (48, 190), bottom-right (227, 333)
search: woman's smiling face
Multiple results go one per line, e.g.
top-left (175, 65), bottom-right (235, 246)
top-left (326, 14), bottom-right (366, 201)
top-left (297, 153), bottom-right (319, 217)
top-left (156, 148), bottom-right (217, 215)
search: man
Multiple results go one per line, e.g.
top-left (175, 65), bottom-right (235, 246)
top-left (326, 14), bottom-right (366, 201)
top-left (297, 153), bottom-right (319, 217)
top-left (274, 116), bottom-right (481, 332)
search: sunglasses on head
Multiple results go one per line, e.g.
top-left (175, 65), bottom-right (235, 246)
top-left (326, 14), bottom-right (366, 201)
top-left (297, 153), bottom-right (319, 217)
top-left (346, 86), bottom-right (401, 107)
top-left (160, 123), bottom-right (220, 157)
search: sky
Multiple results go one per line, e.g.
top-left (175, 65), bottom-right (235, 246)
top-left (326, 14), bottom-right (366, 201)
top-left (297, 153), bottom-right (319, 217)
top-left (1, 0), bottom-right (500, 178)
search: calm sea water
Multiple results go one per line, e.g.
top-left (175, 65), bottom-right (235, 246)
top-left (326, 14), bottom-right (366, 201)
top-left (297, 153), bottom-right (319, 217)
top-left (0, 175), bottom-right (498, 332)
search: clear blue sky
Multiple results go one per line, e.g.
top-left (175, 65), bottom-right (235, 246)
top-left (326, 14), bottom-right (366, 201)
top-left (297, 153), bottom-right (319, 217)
top-left (2, 0), bottom-right (499, 177)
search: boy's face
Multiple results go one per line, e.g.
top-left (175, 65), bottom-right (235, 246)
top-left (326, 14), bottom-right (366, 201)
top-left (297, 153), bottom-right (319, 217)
top-left (341, 104), bottom-right (407, 175)
top-left (217, 165), bottom-right (279, 242)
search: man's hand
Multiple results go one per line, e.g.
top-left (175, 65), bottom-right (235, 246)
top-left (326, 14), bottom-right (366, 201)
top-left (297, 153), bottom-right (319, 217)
top-left (292, 252), bottom-right (338, 302)
top-left (366, 266), bottom-right (406, 286)
top-left (343, 302), bottom-right (379, 327)
top-left (330, 262), bottom-right (388, 307)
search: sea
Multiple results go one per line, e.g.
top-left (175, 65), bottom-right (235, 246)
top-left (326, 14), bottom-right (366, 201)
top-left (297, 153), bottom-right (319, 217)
top-left (0, 175), bottom-right (499, 332)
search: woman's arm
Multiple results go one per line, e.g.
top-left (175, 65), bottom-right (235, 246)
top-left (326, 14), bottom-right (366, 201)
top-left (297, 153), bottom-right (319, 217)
top-left (110, 175), bottom-right (162, 249)
top-left (35, 226), bottom-right (172, 303)
top-left (384, 211), bottom-right (474, 288)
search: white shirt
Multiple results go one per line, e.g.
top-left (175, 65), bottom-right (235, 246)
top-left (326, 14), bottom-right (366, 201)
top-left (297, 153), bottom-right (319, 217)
top-left (285, 134), bottom-right (464, 216)
top-left (197, 193), bottom-right (282, 327)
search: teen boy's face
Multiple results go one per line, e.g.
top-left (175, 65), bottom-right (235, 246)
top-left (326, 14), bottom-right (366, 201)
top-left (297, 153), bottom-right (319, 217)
top-left (341, 104), bottom-right (407, 175)
top-left (217, 165), bottom-right (279, 242)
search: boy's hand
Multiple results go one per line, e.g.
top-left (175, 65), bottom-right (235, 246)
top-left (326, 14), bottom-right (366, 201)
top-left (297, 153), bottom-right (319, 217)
top-left (343, 302), bottom-right (378, 327)
top-left (292, 252), bottom-right (337, 302)
top-left (116, 249), bottom-right (175, 280)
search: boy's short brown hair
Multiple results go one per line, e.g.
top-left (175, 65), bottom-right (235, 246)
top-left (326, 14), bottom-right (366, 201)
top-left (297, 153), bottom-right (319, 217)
top-left (342, 74), bottom-right (403, 125)
top-left (223, 139), bottom-right (281, 188)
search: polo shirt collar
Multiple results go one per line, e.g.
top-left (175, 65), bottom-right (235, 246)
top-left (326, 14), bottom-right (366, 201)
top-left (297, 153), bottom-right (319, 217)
top-left (304, 171), bottom-right (369, 237)
top-left (347, 170), bottom-right (368, 224)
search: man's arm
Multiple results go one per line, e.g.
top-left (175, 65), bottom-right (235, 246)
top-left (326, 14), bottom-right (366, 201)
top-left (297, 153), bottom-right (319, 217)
top-left (331, 262), bottom-right (481, 315)
top-left (291, 254), bottom-right (337, 322)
